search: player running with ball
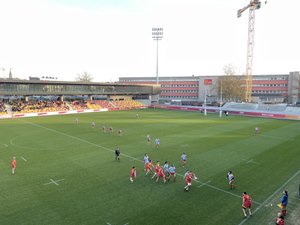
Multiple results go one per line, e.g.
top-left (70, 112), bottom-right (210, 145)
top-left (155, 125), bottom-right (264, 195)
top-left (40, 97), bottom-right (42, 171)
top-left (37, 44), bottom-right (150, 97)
top-left (184, 170), bottom-right (197, 191)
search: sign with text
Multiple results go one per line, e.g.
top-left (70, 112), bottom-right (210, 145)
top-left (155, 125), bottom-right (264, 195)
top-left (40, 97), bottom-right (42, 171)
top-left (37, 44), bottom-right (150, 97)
top-left (204, 79), bottom-right (212, 85)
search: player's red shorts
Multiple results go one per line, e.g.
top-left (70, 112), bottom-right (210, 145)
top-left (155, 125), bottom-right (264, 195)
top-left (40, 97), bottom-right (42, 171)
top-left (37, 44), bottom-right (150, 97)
top-left (130, 172), bottom-right (136, 178)
top-left (243, 202), bottom-right (251, 209)
top-left (158, 172), bottom-right (165, 178)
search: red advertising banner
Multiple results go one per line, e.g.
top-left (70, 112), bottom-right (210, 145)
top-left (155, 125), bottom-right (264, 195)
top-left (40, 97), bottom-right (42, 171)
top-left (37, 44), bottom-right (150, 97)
top-left (204, 79), bottom-right (212, 85)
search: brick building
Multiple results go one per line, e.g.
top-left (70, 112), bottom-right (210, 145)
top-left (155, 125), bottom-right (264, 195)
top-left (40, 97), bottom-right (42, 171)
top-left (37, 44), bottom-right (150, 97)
top-left (119, 71), bottom-right (300, 104)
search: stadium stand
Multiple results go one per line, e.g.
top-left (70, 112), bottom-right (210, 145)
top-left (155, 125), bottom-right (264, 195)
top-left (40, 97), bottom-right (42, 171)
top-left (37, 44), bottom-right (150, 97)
top-left (9, 100), bottom-right (69, 113)
top-left (93, 100), bottom-right (113, 109)
top-left (7, 99), bottom-right (143, 113)
top-left (222, 102), bottom-right (300, 115)
top-left (71, 100), bottom-right (89, 110)
top-left (284, 106), bottom-right (300, 114)
top-left (222, 102), bottom-right (257, 110)
top-left (111, 99), bottom-right (144, 109)
top-left (256, 104), bottom-right (270, 111)
top-left (268, 104), bottom-right (287, 112)
top-left (86, 101), bottom-right (102, 110)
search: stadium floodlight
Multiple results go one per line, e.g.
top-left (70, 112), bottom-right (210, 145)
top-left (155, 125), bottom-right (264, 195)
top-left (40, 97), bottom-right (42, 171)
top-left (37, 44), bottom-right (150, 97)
top-left (152, 27), bottom-right (163, 84)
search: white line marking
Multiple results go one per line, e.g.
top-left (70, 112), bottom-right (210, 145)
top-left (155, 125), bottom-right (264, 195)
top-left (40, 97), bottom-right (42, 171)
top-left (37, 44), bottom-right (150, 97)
top-left (10, 135), bottom-right (39, 150)
top-left (106, 223), bottom-right (112, 225)
top-left (189, 177), bottom-right (262, 205)
top-left (21, 157), bottom-right (27, 162)
top-left (50, 179), bottom-right (59, 186)
top-left (242, 159), bottom-right (260, 165)
top-left (44, 178), bottom-right (65, 186)
top-left (21, 119), bottom-right (262, 204)
top-left (197, 180), bottom-right (211, 188)
top-left (21, 120), bottom-right (139, 162)
top-left (237, 169), bottom-right (300, 225)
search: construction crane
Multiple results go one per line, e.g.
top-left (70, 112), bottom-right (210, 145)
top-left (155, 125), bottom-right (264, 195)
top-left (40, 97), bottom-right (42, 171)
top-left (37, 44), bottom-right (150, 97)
top-left (237, 0), bottom-right (263, 102)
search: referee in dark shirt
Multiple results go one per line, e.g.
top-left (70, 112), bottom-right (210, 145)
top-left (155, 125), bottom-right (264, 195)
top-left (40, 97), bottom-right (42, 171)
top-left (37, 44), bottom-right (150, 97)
top-left (115, 147), bottom-right (120, 161)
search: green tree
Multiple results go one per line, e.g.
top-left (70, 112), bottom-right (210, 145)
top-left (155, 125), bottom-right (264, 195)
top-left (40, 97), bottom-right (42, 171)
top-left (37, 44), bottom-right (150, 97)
top-left (76, 71), bottom-right (93, 82)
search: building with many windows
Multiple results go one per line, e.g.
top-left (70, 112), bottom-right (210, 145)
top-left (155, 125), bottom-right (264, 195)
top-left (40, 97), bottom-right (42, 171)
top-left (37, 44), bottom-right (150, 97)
top-left (119, 71), bottom-right (300, 104)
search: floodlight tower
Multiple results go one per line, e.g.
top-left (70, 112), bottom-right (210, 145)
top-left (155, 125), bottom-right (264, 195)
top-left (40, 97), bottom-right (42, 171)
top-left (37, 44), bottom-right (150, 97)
top-left (152, 27), bottom-right (163, 84)
top-left (237, 0), bottom-right (262, 102)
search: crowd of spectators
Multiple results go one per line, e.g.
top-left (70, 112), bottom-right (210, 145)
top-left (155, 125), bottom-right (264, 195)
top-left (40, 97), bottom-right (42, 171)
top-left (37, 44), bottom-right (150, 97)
top-left (3, 99), bottom-right (144, 113)
top-left (112, 99), bottom-right (144, 109)
top-left (72, 101), bottom-right (89, 110)
top-left (86, 101), bottom-right (102, 110)
top-left (0, 102), bottom-right (7, 114)
top-left (92, 100), bottom-right (113, 109)
top-left (9, 100), bottom-right (69, 113)
top-left (71, 100), bottom-right (143, 110)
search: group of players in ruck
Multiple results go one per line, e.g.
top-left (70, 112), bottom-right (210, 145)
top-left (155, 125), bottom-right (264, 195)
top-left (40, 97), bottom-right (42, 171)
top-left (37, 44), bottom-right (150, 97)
top-left (129, 151), bottom-right (195, 191)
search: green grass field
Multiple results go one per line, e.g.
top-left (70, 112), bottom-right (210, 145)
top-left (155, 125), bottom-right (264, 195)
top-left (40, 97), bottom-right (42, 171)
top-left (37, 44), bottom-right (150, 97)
top-left (0, 109), bottom-right (299, 225)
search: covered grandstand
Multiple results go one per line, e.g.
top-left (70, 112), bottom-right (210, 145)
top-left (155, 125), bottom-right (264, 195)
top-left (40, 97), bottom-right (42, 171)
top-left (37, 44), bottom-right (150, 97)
top-left (0, 79), bottom-right (160, 118)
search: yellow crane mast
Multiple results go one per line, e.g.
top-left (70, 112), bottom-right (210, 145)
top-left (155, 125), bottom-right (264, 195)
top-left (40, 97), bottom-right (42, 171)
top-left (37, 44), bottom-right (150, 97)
top-left (237, 0), bottom-right (263, 102)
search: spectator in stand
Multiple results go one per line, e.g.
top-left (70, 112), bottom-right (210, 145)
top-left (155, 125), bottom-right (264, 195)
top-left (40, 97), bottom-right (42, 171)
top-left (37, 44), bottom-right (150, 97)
top-left (0, 102), bottom-right (7, 114)
top-left (9, 100), bottom-right (68, 113)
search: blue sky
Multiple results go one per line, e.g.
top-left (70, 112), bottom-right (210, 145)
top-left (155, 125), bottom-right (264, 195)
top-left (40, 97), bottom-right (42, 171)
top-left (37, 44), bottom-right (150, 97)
top-left (0, 0), bottom-right (299, 82)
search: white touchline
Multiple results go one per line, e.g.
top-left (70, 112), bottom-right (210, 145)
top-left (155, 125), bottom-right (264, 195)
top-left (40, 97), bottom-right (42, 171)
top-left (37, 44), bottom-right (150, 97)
top-left (237, 169), bottom-right (300, 225)
top-left (22, 119), bottom-right (262, 204)
top-left (21, 120), bottom-right (139, 162)
top-left (21, 156), bottom-right (27, 162)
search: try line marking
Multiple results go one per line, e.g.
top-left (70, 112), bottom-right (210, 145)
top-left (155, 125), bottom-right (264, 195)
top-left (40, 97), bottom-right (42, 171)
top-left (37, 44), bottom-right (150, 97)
top-left (44, 179), bottom-right (65, 186)
top-left (237, 169), bottom-right (300, 225)
top-left (21, 119), bottom-right (262, 204)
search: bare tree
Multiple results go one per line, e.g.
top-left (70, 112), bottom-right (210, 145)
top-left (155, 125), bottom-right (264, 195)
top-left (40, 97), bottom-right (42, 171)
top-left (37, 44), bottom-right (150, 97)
top-left (76, 71), bottom-right (93, 82)
top-left (218, 64), bottom-right (245, 102)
